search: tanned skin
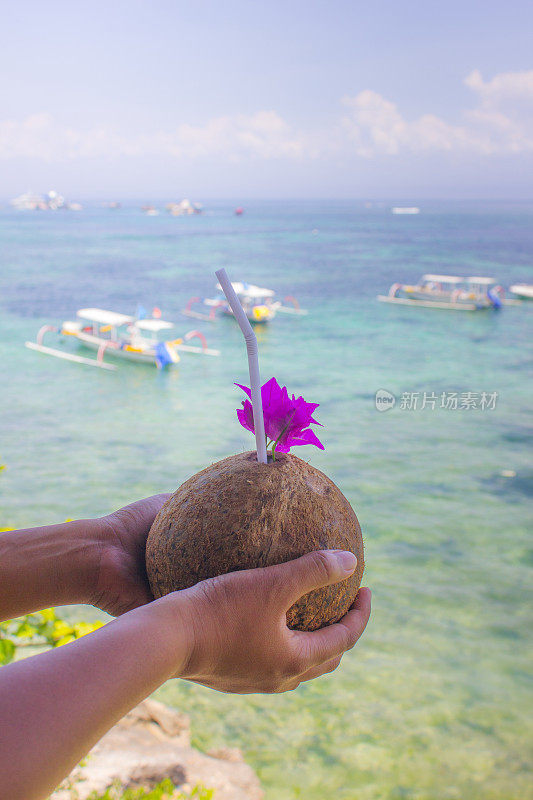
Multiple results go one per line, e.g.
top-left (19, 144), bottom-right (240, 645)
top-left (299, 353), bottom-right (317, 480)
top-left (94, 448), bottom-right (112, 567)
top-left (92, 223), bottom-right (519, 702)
top-left (0, 495), bottom-right (371, 800)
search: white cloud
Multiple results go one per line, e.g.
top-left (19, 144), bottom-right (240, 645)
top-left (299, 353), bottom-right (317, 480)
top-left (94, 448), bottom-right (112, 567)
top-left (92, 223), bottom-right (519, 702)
top-left (462, 69), bottom-right (533, 155)
top-left (342, 70), bottom-right (533, 158)
top-left (464, 69), bottom-right (533, 103)
top-left (0, 110), bottom-right (306, 162)
top-left (0, 71), bottom-right (531, 163)
top-left (162, 111), bottom-right (306, 160)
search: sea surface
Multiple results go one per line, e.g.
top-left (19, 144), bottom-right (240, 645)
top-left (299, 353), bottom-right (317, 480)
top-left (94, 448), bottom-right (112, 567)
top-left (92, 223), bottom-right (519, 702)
top-left (1, 200), bottom-right (532, 799)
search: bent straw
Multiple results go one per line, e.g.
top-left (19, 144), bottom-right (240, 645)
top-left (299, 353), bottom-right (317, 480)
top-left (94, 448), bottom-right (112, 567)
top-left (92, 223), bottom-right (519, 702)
top-left (215, 268), bottom-right (268, 464)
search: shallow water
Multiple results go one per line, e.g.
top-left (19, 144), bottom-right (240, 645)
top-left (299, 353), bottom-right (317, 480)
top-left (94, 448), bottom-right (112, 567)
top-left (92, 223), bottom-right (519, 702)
top-left (1, 200), bottom-right (532, 799)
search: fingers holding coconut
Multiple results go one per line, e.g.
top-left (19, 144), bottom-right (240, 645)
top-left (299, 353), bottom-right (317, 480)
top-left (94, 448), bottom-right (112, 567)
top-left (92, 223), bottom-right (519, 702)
top-left (271, 652), bottom-right (345, 692)
top-left (92, 493), bottom-right (173, 617)
top-left (338, 586), bottom-right (372, 648)
top-left (285, 585), bottom-right (371, 678)
top-left (103, 493), bottom-right (172, 543)
top-left (273, 549), bottom-right (359, 611)
top-left (297, 654), bottom-right (343, 684)
top-left (168, 562), bottom-right (369, 695)
top-left (291, 586), bottom-right (372, 669)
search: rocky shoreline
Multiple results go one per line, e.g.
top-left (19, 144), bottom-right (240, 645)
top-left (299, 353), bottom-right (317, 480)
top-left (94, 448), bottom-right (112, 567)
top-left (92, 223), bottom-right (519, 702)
top-left (50, 699), bottom-right (263, 800)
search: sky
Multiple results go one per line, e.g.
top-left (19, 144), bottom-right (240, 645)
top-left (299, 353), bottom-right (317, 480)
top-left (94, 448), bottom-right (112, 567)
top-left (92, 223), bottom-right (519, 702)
top-left (1, 0), bottom-right (532, 199)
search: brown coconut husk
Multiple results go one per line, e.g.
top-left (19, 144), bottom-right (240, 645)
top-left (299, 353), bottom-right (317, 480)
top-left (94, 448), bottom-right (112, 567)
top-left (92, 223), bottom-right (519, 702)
top-left (146, 451), bottom-right (364, 631)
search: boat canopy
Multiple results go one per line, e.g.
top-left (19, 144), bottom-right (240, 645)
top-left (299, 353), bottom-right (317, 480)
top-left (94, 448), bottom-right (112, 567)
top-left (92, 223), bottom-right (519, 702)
top-left (420, 274), bottom-right (463, 284)
top-left (77, 308), bottom-right (134, 326)
top-left (465, 276), bottom-right (496, 284)
top-left (216, 281), bottom-right (275, 299)
top-left (134, 319), bottom-right (174, 332)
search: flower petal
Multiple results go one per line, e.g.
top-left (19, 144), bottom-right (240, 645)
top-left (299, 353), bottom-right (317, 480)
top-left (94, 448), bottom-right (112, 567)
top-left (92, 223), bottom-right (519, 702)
top-left (237, 400), bottom-right (255, 433)
top-left (273, 440), bottom-right (291, 453)
top-left (236, 377), bottom-right (324, 453)
top-left (235, 383), bottom-right (252, 399)
top-left (261, 377), bottom-right (285, 412)
top-left (288, 428), bottom-right (325, 450)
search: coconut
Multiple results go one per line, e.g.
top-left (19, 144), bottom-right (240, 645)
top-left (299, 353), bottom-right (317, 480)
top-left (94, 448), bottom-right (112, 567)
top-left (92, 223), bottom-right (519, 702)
top-left (145, 451), bottom-right (364, 631)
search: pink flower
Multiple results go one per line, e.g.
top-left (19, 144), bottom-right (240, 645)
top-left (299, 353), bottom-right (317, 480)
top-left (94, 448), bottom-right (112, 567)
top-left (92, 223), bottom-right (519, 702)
top-left (236, 377), bottom-right (324, 455)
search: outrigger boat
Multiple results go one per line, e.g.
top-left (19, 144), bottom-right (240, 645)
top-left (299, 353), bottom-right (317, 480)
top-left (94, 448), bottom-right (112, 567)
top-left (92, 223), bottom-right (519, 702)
top-left (510, 283), bottom-right (533, 300)
top-left (25, 308), bottom-right (219, 370)
top-left (183, 281), bottom-right (308, 324)
top-left (378, 274), bottom-right (509, 311)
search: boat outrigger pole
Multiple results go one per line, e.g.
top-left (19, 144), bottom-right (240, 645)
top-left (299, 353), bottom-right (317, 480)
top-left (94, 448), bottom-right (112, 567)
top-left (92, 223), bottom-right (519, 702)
top-left (25, 326), bottom-right (117, 370)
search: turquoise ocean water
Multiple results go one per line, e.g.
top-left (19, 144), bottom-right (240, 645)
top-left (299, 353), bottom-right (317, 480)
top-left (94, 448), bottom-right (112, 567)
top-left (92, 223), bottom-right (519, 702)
top-left (1, 200), bottom-right (532, 799)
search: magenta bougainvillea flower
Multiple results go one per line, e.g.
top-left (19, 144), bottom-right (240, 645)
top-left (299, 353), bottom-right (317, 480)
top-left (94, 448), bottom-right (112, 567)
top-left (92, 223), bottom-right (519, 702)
top-left (236, 377), bottom-right (324, 456)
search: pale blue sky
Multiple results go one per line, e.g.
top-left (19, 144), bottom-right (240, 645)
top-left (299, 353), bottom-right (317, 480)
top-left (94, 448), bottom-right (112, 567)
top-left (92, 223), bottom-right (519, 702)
top-left (1, 0), bottom-right (532, 198)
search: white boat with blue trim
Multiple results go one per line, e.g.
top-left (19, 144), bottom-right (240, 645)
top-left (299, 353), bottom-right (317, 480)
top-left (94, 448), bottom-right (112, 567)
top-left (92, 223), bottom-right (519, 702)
top-left (378, 274), bottom-right (510, 311)
top-left (25, 308), bottom-right (219, 370)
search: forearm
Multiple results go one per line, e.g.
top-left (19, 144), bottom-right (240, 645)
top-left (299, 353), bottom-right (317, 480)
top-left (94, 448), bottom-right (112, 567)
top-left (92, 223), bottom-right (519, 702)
top-left (0, 594), bottom-right (188, 800)
top-left (0, 519), bottom-right (102, 621)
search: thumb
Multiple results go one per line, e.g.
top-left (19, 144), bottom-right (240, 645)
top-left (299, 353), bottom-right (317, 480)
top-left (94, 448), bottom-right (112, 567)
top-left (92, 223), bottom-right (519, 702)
top-left (111, 493), bottom-right (172, 529)
top-left (270, 550), bottom-right (357, 610)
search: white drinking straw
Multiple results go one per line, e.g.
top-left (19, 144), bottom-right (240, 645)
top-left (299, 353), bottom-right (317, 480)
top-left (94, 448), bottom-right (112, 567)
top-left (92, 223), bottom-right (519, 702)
top-left (215, 268), bottom-right (268, 464)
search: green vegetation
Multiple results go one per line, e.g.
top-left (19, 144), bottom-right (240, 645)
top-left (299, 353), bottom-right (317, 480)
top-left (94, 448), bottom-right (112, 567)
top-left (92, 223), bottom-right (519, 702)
top-left (0, 606), bottom-right (104, 665)
top-left (0, 513), bottom-right (103, 665)
top-left (87, 781), bottom-right (214, 799)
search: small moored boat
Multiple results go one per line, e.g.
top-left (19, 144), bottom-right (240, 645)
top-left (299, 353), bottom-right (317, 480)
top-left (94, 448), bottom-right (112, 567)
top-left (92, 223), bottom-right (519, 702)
top-left (141, 205), bottom-right (159, 216)
top-left (378, 274), bottom-right (507, 311)
top-left (25, 308), bottom-right (219, 370)
top-left (184, 281), bottom-right (308, 324)
top-left (509, 283), bottom-right (533, 300)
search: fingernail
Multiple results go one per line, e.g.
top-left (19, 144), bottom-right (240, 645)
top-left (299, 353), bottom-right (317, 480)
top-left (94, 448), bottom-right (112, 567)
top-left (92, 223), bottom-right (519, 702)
top-left (334, 551), bottom-right (357, 574)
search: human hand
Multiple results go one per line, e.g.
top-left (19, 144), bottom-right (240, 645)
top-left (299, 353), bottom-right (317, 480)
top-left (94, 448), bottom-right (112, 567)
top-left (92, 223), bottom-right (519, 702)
top-left (169, 551), bottom-right (371, 694)
top-left (91, 495), bottom-right (171, 617)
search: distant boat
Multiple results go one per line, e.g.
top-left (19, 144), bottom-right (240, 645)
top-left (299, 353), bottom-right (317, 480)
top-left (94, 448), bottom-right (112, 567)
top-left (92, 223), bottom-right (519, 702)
top-left (391, 206), bottom-right (420, 215)
top-left (10, 189), bottom-right (82, 211)
top-left (141, 205), bottom-right (159, 216)
top-left (10, 191), bottom-right (48, 210)
top-left (509, 284), bottom-right (533, 300)
top-left (166, 199), bottom-right (203, 216)
top-left (184, 282), bottom-right (308, 325)
top-left (235, 207), bottom-right (244, 215)
top-left (378, 274), bottom-right (507, 311)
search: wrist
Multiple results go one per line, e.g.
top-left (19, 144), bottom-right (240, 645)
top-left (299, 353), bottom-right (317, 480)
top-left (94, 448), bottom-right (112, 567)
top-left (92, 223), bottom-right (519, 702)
top-left (64, 518), bottom-right (106, 605)
top-left (0, 519), bottom-right (103, 620)
top-left (39, 518), bottom-right (104, 607)
top-left (150, 593), bottom-right (196, 679)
